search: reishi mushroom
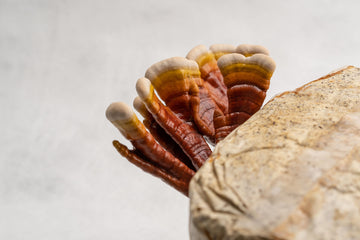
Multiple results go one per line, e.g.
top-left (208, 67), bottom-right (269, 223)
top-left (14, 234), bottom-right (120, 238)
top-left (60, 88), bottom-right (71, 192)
top-left (106, 44), bottom-right (276, 196)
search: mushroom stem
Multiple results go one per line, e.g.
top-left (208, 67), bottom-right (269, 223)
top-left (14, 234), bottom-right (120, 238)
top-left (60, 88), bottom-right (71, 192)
top-left (133, 97), bottom-right (196, 171)
top-left (106, 102), bottom-right (195, 181)
top-left (113, 140), bottom-right (190, 196)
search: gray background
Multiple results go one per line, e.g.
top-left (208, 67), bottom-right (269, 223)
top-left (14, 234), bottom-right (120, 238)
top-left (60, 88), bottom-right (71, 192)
top-left (1, 0), bottom-right (359, 239)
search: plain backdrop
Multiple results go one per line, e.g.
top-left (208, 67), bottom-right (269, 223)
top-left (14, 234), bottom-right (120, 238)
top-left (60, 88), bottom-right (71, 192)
top-left (1, 0), bottom-right (359, 239)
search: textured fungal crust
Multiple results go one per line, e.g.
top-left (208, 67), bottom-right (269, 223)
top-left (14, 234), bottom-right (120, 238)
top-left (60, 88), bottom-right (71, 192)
top-left (106, 44), bottom-right (276, 196)
top-left (190, 66), bottom-right (360, 239)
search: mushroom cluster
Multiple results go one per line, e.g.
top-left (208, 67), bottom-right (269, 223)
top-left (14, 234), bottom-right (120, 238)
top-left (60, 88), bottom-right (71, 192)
top-left (106, 44), bottom-right (276, 196)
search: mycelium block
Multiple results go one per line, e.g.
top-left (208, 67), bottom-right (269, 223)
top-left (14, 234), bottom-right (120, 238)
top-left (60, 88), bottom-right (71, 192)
top-left (190, 66), bottom-right (360, 240)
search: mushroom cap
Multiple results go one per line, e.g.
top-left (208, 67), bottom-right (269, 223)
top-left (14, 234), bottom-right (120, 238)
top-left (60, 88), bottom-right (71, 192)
top-left (136, 77), bottom-right (153, 101)
top-left (217, 53), bottom-right (276, 74)
top-left (186, 45), bottom-right (209, 61)
top-left (236, 44), bottom-right (270, 56)
top-left (106, 102), bottom-right (134, 122)
top-left (145, 57), bottom-right (199, 82)
top-left (209, 44), bottom-right (236, 59)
